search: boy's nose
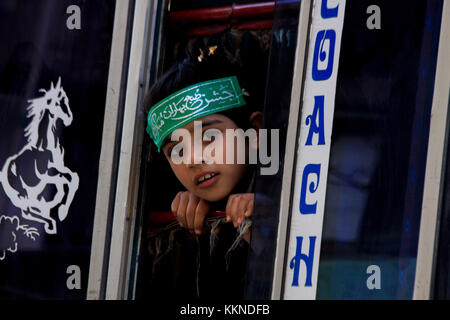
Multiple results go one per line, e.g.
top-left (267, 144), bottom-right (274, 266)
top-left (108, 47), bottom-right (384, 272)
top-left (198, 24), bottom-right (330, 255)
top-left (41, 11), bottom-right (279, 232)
top-left (187, 142), bottom-right (204, 167)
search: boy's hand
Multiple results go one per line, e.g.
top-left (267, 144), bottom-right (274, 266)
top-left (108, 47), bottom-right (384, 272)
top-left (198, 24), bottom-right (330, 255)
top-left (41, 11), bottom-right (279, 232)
top-left (171, 191), bottom-right (210, 235)
top-left (225, 193), bottom-right (254, 228)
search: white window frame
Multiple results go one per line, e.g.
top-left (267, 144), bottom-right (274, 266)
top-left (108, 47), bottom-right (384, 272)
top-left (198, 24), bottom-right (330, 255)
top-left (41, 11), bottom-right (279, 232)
top-left (87, 0), bottom-right (135, 300)
top-left (413, 0), bottom-right (450, 300)
top-left (271, 0), bottom-right (312, 300)
top-left (273, 0), bottom-right (347, 300)
top-left (104, 0), bottom-right (159, 300)
top-left (86, 0), bottom-right (160, 300)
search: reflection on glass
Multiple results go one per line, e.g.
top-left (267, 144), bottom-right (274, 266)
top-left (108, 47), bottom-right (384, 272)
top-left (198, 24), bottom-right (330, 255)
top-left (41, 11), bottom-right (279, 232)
top-left (317, 0), bottom-right (443, 299)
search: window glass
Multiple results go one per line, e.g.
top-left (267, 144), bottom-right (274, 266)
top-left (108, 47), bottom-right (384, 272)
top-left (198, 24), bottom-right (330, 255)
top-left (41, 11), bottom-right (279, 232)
top-left (244, 0), bottom-right (300, 299)
top-left (316, 0), bottom-right (443, 299)
top-left (0, 0), bottom-right (116, 299)
top-left (171, 0), bottom-right (268, 11)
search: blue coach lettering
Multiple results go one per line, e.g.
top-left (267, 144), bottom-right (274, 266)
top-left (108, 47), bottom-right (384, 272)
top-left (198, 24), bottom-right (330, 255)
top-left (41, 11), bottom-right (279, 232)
top-left (312, 30), bottom-right (336, 81)
top-left (290, 236), bottom-right (316, 287)
top-left (305, 95), bottom-right (325, 146)
top-left (299, 163), bottom-right (321, 214)
top-left (321, 0), bottom-right (339, 18)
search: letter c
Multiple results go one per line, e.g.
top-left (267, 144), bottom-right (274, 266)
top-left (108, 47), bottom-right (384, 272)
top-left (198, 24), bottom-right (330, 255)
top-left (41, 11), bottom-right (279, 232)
top-left (299, 164), bottom-right (321, 214)
top-left (321, 0), bottom-right (339, 19)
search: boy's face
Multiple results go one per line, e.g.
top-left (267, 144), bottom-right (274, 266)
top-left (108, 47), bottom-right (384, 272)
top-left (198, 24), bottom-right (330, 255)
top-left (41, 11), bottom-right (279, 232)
top-left (162, 113), bottom-right (248, 202)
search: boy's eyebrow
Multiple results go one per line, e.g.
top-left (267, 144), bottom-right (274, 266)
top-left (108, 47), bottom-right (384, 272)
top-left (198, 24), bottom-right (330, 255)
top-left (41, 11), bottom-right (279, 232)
top-left (201, 119), bottom-right (223, 128)
top-left (161, 119), bottom-right (224, 150)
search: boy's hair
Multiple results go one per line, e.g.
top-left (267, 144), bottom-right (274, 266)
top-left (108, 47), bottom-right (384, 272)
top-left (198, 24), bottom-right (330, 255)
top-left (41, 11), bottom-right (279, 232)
top-left (144, 40), bottom-right (267, 150)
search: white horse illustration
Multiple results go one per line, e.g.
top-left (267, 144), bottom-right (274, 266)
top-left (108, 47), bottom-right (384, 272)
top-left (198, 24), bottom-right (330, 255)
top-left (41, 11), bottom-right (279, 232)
top-left (0, 78), bottom-right (79, 234)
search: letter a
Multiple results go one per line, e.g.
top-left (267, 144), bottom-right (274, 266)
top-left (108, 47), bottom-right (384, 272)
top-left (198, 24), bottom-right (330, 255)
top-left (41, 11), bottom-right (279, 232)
top-left (366, 265), bottom-right (381, 290)
top-left (66, 5), bottom-right (81, 30)
top-left (305, 96), bottom-right (325, 146)
top-left (66, 265), bottom-right (81, 290)
top-left (366, 5), bottom-right (381, 30)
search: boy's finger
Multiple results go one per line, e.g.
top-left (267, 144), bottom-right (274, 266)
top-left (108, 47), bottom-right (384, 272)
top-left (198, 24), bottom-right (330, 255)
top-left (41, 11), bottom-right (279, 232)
top-left (237, 197), bottom-right (249, 225)
top-left (194, 200), bottom-right (209, 234)
top-left (230, 195), bottom-right (241, 227)
top-left (245, 197), bottom-right (254, 218)
top-left (177, 192), bottom-right (189, 227)
top-left (186, 195), bottom-right (199, 231)
top-left (225, 195), bottom-right (235, 222)
top-left (196, 199), bottom-right (210, 218)
top-left (171, 192), bottom-right (181, 214)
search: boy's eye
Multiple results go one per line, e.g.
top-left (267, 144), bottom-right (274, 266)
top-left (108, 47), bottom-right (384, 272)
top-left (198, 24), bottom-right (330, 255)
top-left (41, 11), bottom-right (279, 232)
top-left (166, 146), bottom-right (173, 156)
top-left (203, 130), bottom-right (214, 140)
top-left (170, 143), bottom-right (184, 157)
top-left (203, 128), bottom-right (222, 141)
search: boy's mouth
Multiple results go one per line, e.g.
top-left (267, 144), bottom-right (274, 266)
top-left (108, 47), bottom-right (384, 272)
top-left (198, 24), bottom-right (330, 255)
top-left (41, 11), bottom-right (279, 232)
top-left (195, 172), bottom-right (220, 188)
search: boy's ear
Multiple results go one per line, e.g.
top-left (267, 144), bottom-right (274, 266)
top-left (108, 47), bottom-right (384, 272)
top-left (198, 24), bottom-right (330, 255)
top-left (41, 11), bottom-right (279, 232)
top-left (249, 111), bottom-right (263, 130)
top-left (249, 111), bottom-right (263, 150)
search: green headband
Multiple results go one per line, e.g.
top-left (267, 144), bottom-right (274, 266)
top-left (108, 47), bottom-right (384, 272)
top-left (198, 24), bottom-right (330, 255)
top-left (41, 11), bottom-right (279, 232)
top-left (146, 76), bottom-right (246, 151)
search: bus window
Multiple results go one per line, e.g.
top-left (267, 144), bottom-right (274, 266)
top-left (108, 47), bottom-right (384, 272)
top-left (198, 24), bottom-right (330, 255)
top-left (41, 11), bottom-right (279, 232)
top-left (0, 1), bottom-right (116, 299)
top-left (133, 0), bottom-right (276, 300)
top-left (316, 0), bottom-right (444, 299)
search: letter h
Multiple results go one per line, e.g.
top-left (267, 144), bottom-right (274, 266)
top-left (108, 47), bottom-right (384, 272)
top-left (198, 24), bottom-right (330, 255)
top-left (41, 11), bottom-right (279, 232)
top-left (290, 236), bottom-right (316, 287)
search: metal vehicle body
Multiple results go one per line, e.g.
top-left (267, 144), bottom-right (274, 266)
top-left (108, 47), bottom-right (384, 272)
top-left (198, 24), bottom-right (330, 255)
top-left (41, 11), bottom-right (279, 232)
top-left (0, 0), bottom-right (448, 300)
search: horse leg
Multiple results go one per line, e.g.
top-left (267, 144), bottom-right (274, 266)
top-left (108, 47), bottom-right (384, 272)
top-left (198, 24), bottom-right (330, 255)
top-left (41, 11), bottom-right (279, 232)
top-left (22, 206), bottom-right (56, 234)
top-left (38, 165), bottom-right (78, 222)
top-left (57, 170), bottom-right (79, 221)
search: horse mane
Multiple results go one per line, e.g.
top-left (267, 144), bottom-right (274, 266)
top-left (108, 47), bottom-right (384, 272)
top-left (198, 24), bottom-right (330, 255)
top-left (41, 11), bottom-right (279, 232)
top-left (24, 95), bottom-right (45, 146)
top-left (24, 81), bottom-right (66, 154)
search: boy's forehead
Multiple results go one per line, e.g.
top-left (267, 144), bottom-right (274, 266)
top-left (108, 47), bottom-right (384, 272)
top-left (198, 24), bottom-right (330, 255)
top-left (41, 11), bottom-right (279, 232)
top-left (175, 114), bottom-right (229, 132)
top-left (162, 113), bottom-right (232, 147)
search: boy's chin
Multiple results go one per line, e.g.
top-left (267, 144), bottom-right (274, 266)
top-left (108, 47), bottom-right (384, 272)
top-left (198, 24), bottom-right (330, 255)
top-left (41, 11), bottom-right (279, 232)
top-left (195, 191), bottom-right (229, 203)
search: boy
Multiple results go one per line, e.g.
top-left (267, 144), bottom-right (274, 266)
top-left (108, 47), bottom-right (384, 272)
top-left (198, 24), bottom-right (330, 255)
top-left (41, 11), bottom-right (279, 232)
top-left (145, 46), bottom-right (265, 299)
